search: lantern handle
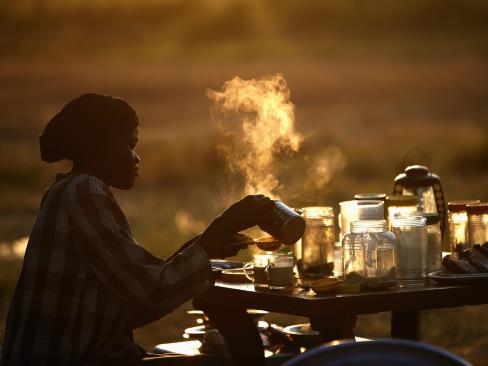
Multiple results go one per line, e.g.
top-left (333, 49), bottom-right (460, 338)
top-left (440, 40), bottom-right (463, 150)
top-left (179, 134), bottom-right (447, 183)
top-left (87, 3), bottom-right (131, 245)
top-left (401, 147), bottom-right (431, 170)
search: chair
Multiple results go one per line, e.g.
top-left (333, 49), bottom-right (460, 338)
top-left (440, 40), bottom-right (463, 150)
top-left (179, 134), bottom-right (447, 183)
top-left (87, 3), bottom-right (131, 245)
top-left (282, 339), bottom-right (472, 366)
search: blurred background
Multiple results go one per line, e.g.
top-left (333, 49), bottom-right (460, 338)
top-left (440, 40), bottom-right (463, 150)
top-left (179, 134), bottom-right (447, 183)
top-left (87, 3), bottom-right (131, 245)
top-left (0, 0), bottom-right (487, 364)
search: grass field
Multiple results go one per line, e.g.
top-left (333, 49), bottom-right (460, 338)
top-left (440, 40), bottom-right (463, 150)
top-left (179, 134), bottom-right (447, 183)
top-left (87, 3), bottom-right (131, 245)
top-left (1, 1), bottom-right (488, 364)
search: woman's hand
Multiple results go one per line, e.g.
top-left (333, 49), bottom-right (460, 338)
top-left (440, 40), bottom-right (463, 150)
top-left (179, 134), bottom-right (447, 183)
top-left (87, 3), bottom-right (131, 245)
top-left (199, 195), bottom-right (274, 258)
top-left (211, 195), bottom-right (274, 235)
top-left (198, 232), bottom-right (253, 259)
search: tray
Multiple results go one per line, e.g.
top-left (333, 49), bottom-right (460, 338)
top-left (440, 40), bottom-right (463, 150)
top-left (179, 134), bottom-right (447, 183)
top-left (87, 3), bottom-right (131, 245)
top-left (428, 271), bottom-right (488, 285)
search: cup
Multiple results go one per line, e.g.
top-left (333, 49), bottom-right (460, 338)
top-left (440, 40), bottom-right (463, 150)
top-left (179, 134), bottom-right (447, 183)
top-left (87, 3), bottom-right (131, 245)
top-left (266, 254), bottom-right (295, 290)
top-left (244, 254), bottom-right (271, 288)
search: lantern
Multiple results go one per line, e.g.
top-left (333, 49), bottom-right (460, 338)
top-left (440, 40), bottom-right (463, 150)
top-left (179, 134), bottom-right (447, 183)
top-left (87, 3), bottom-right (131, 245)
top-left (393, 165), bottom-right (446, 237)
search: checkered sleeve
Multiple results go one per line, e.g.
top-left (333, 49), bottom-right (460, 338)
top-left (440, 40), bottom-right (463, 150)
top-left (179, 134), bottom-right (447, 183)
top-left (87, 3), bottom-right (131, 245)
top-left (66, 176), bottom-right (214, 323)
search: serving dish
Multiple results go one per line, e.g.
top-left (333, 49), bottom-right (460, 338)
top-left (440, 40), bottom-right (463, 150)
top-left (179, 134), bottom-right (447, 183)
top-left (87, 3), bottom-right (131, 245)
top-left (428, 271), bottom-right (488, 284)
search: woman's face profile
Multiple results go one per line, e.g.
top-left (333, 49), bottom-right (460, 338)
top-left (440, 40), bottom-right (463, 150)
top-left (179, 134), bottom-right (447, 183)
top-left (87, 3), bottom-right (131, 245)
top-left (99, 127), bottom-right (140, 190)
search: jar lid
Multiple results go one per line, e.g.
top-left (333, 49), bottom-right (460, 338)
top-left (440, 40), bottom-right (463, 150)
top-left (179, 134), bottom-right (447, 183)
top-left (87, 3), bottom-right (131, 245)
top-left (350, 219), bottom-right (387, 232)
top-left (354, 193), bottom-right (387, 201)
top-left (448, 200), bottom-right (480, 212)
top-left (385, 195), bottom-right (418, 206)
top-left (466, 202), bottom-right (488, 215)
top-left (391, 215), bottom-right (425, 227)
top-left (423, 213), bottom-right (441, 225)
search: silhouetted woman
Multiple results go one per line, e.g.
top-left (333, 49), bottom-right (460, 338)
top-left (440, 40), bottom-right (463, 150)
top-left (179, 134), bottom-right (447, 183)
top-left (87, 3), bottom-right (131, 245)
top-left (1, 93), bottom-right (271, 366)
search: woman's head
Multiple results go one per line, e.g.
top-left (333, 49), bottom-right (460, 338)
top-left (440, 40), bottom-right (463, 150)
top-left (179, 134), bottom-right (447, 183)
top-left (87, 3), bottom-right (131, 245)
top-left (40, 93), bottom-right (140, 189)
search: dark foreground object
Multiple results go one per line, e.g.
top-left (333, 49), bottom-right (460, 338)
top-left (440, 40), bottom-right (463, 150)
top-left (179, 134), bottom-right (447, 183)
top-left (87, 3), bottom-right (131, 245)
top-left (282, 339), bottom-right (472, 366)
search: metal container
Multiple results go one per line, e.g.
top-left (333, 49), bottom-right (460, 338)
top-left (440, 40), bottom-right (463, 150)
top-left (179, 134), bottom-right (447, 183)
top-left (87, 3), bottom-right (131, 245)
top-left (467, 202), bottom-right (488, 246)
top-left (448, 200), bottom-right (479, 253)
top-left (259, 201), bottom-right (305, 245)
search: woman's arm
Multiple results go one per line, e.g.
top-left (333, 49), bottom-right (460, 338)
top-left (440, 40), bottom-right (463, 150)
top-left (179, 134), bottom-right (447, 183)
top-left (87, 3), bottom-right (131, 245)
top-left (66, 176), bottom-right (215, 327)
top-left (166, 234), bottom-right (201, 261)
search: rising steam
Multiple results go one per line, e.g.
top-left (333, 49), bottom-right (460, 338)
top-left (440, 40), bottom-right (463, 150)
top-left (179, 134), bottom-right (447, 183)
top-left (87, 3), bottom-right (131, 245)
top-left (305, 146), bottom-right (347, 193)
top-left (208, 74), bottom-right (302, 198)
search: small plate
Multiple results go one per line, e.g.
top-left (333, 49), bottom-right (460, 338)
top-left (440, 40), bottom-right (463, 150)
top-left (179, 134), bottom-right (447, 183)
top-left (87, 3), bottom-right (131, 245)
top-left (210, 260), bottom-right (244, 271)
top-left (428, 271), bottom-right (488, 285)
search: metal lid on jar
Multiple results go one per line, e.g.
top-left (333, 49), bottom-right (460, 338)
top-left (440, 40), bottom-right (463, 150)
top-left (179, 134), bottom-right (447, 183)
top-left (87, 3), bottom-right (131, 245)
top-left (466, 202), bottom-right (488, 215)
top-left (423, 213), bottom-right (441, 225)
top-left (354, 193), bottom-right (387, 201)
top-left (448, 200), bottom-right (480, 212)
top-left (385, 195), bottom-right (418, 206)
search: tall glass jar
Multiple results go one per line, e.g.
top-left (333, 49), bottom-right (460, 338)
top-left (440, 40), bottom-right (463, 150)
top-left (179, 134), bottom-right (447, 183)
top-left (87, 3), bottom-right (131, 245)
top-left (448, 200), bottom-right (480, 253)
top-left (299, 207), bottom-right (335, 278)
top-left (467, 202), bottom-right (488, 246)
top-left (391, 216), bottom-right (427, 288)
top-left (424, 213), bottom-right (442, 273)
top-left (342, 220), bottom-right (396, 289)
top-left (385, 195), bottom-right (419, 230)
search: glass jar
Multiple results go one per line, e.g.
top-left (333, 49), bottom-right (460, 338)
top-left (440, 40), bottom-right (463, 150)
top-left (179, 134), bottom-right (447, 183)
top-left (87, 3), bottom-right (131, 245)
top-left (385, 195), bottom-right (419, 230)
top-left (448, 200), bottom-right (480, 253)
top-left (391, 216), bottom-right (427, 288)
top-left (467, 202), bottom-right (488, 246)
top-left (299, 207), bottom-right (335, 278)
top-left (339, 200), bottom-right (384, 241)
top-left (424, 213), bottom-right (442, 273)
top-left (342, 220), bottom-right (396, 289)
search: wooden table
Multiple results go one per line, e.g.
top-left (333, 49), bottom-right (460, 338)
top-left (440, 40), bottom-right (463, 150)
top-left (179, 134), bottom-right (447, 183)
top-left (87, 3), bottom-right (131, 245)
top-left (194, 280), bottom-right (488, 366)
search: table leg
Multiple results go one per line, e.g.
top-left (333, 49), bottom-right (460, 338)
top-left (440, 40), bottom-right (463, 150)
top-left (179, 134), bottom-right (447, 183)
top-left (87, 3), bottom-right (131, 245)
top-left (193, 299), bottom-right (265, 366)
top-left (391, 310), bottom-right (420, 340)
top-left (309, 315), bottom-right (357, 342)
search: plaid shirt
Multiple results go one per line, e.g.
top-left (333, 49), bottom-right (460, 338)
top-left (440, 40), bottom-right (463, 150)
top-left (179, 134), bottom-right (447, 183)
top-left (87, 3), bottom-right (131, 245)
top-left (1, 173), bottom-right (214, 366)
